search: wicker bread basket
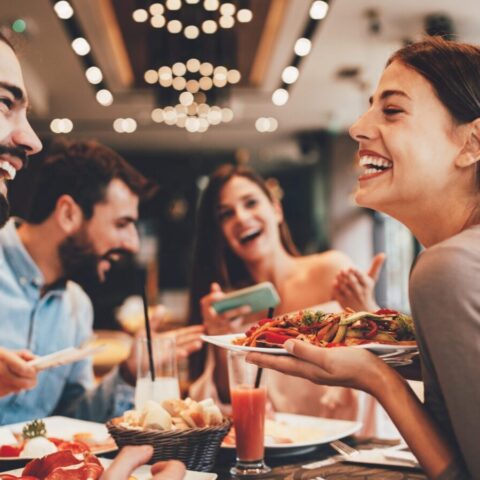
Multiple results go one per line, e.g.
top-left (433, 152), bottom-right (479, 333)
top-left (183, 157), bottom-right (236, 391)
top-left (106, 417), bottom-right (231, 472)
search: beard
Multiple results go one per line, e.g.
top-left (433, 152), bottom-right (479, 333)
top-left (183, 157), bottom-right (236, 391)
top-left (58, 228), bottom-right (132, 289)
top-left (0, 193), bottom-right (9, 228)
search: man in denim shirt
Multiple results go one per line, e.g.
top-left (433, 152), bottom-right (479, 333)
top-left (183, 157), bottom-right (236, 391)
top-left (0, 140), bottom-right (157, 424)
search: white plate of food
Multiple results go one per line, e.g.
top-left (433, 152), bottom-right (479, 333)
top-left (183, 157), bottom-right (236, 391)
top-left (201, 333), bottom-right (418, 355)
top-left (0, 416), bottom-right (117, 461)
top-left (222, 413), bottom-right (362, 455)
top-left (1, 457), bottom-right (217, 480)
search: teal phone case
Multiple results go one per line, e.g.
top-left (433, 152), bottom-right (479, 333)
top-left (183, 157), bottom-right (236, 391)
top-left (212, 282), bottom-right (280, 315)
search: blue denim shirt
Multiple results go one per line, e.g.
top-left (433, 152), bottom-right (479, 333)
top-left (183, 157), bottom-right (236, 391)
top-left (0, 219), bottom-right (134, 425)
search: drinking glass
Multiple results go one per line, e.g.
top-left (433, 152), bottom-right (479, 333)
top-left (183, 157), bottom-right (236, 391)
top-left (228, 350), bottom-right (270, 476)
top-left (134, 336), bottom-right (180, 410)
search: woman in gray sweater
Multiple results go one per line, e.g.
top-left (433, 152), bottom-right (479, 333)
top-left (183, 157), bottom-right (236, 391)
top-left (248, 36), bottom-right (480, 480)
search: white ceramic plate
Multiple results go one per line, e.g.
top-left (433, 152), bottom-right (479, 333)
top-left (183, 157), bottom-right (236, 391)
top-left (1, 457), bottom-right (217, 479)
top-left (0, 416), bottom-right (117, 461)
top-left (201, 334), bottom-right (418, 355)
top-left (222, 413), bottom-right (362, 453)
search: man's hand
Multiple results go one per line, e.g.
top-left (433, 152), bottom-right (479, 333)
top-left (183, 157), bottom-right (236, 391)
top-left (0, 347), bottom-right (37, 397)
top-left (100, 445), bottom-right (186, 480)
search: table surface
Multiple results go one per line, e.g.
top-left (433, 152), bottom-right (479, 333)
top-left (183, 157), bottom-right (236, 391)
top-left (0, 438), bottom-right (427, 480)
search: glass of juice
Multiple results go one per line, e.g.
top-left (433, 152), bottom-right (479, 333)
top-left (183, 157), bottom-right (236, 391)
top-left (135, 337), bottom-right (180, 410)
top-left (228, 350), bottom-right (271, 476)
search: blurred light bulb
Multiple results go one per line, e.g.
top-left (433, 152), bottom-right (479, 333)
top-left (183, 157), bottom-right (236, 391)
top-left (199, 62), bottom-right (213, 76)
top-left (150, 15), bottom-right (166, 28)
top-left (172, 62), bottom-right (186, 76)
top-left (220, 2), bottom-right (235, 15)
top-left (255, 117), bottom-right (269, 133)
top-left (132, 8), bottom-right (148, 22)
top-left (227, 69), bottom-right (241, 84)
top-left (219, 15), bottom-right (235, 28)
top-left (186, 79), bottom-right (200, 93)
top-left (310, 0), bottom-right (329, 20)
top-left (202, 20), bottom-right (217, 34)
top-left (237, 8), bottom-right (252, 23)
top-left (172, 77), bottom-right (186, 90)
top-left (199, 76), bottom-right (213, 90)
top-left (149, 3), bottom-right (165, 15)
top-left (184, 25), bottom-right (199, 39)
top-left (113, 118), bottom-right (124, 133)
top-left (85, 66), bottom-right (103, 84)
top-left (221, 108), bottom-right (234, 123)
top-left (167, 20), bottom-right (182, 33)
top-left (204, 0), bottom-right (219, 11)
top-left (294, 37), bottom-right (311, 56)
top-left (158, 66), bottom-right (173, 80)
top-left (267, 117), bottom-right (278, 132)
top-left (54, 1), bottom-right (74, 19)
top-left (166, 0), bottom-right (182, 10)
top-left (179, 91), bottom-right (194, 106)
top-left (122, 118), bottom-right (137, 133)
top-left (71, 37), bottom-right (90, 56)
top-left (96, 89), bottom-right (113, 106)
top-left (144, 69), bottom-right (158, 84)
top-left (186, 58), bottom-right (200, 72)
top-left (151, 108), bottom-right (164, 123)
top-left (186, 0), bottom-right (200, 3)
top-left (282, 65), bottom-right (299, 84)
top-left (272, 88), bottom-right (289, 106)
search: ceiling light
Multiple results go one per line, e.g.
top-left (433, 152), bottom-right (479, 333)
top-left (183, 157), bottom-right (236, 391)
top-left (50, 118), bottom-right (73, 134)
top-left (186, 0), bottom-right (200, 3)
top-left (54, 1), bottom-right (74, 19)
top-left (186, 58), bottom-right (200, 72)
top-left (167, 19), bottom-right (182, 33)
top-left (255, 117), bottom-right (269, 133)
top-left (213, 66), bottom-right (227, 79)
top-left (204, 0), bottom-right (219, 11)
top-left (294, 37), bottom-right (312, 56)
top-left (282, 65), bottom-right (299, 84)
top-left (159, 77), bottom-right (173, 87)
top-left (113, 118), bottom-right (124, 133)
top-left (71, 37), bottom-right (90, 56)
top-left (237, 9), bottom-right (253, 23)
top-left (164, 107), bottom-right (177, 125)
top-left (172, 62), bottom-right (186, 76)
top-left (122, 118), bottom-right (137, 133)
top-left (221, 108), bottom-right (234, 122)
top-left (199, 62), bottom-right (213, 76)
top-left (179, 91), bottom-right (194, 106)
top-left (310, 0), bottom-right (329, 20)
top-left (199, 76), bottom-right (213, 90)
top-left (267, 117), bottom-right (278, 132)
top-left (219, 15), bottom-right (235, 28)
top-left (198, 118), bottom-right (209, 133)
top-left (172, 77), bottom-right (186, 90)
top-left (227, 69), bottom-right (241, 84)
top-left (158, 66), bottom-right (173, 80)
top-left (166, 0), bottom-right (182, 10)
top-left (85, 66), bottom-right (103, 84)
top-left (219, 2), bottom-right (235, 16)
top-left (149, 3), bottom-right (165, 15)
top-left (185, 80), bottom-right (199, 93)
top-left (151, 108), bottom-right (164, 123)
top-left (184, 25), bottom-right (200, 39)
top-left (207, 107), bottom-right (222, 125)
top-left (185, 117), bottom-right (200, 133)
top-left (151, 15), bottom-right (166, 28)
top-left (144, 69), bottom-right (159, 84)
top-left (272, 88), bottom-right (289, 106)
top-left (202, 20), bottom-right (217, 34)
top-left (132, 8), bottom-right (148, 22)
top-left (96, 89), bottom-right (113, 106)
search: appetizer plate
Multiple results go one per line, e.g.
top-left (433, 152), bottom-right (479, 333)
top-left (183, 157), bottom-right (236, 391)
top-left (201, 334), bottom-right (418, 355)
top-left (1, 458), bottom-right (217, 479)
top-left (0, 416), bottom-right (117, 461)
top-left (222, 413), bottom-right (362, 455)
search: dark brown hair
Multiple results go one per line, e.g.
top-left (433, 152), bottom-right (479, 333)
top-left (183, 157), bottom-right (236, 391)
top-left (28, 140), bottom-right (157, 223)
top-left (388, 36), bottom-right (480, 189)
top-left (187, 164), bottom-right (299, 379)
top-left (0, 32), bottom-right (15, 51)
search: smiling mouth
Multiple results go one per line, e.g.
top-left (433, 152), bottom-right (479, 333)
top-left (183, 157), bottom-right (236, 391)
top-left (238, 228), bottom-right (262, 245)
top-left (0, 161), bottom-right (17, 181)
top-left (359, 155), bottom-right (393, 177)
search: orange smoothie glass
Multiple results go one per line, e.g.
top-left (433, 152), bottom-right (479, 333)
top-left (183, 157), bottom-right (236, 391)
top-left (228, 350), bottom-right (271, 476)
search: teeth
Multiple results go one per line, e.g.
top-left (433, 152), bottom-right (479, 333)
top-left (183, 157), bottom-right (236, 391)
top-left (239, 228), bottom-right (260, 240)
top-left (0, 161), bottom-right (16, 181)
top-left (359, 155), bottom-right (393, 168)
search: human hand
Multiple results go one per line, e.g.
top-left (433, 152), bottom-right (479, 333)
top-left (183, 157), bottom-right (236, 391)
top-left (246, 339), bottom-right (383, 394)
top-left (200, 283), bottom-right (251, 335)
top-left (332, 253), bottom-right (385, 311)
top-left (157, 325), bottom-right (205, 359)
top-left (100, 445), bottom-right (186, 480)
top-left (0, 347), bottom-right (37, 397)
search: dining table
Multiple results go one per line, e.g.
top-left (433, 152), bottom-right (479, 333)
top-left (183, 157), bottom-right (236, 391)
top-left (211, 437), bottom-right (427, 480)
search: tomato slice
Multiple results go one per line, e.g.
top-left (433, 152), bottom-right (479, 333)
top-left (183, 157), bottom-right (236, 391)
top-left (56, 440), bottom-right (90, 455)
top-left (0, 445), bottom-right (22, 457)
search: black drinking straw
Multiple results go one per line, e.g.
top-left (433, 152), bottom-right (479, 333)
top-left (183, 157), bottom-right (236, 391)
top-left (254, 307), bottom-right (275, 388)
top-left (142, 283), bottom-right (156, 382)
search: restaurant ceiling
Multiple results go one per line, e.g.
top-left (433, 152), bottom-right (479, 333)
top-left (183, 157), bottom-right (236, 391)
top-left (2, 0), bottom-right (480, 154)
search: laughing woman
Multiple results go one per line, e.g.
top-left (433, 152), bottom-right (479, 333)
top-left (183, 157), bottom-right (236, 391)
top-left (187, 164), bottom-right (388, 435)
top-left (248, 37), bottom-right (480, 479)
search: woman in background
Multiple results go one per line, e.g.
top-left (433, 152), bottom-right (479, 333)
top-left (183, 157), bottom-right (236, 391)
top-left (248, 37), bottom-right (480, 479)
top-left (188, 164), bottom-right (388, 434)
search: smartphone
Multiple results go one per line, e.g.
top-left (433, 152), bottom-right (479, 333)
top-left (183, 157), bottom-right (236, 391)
top-left (212, 282), bottom-right (280, 315)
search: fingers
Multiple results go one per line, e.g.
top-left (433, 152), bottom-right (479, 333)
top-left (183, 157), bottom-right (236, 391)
top-left (0, 348), bottom-right (37, 380)
top-left (218, 305), bottom-right (251, 321)
top-left (368, 253), bottom-right (386, 281)
top-left (100, 445), bottom-right (153, 480)
top-left (284, 340), bottom-right (331, 372)
top-left (210, 282), bottom-right (221, 293)
top-left (151, 460), bottom-right (186, 479)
